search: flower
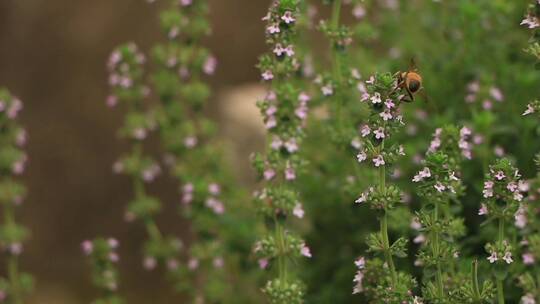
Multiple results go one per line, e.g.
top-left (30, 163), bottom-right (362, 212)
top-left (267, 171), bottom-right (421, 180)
top-left (262, 70), bottom-right (274, 81)
top-left (300, 243), bottom-right (312, 258)
top-left (356, 151), bottom-right (367, 163)
top-left (374, 127), bottom-right (385, 139)
top-left (503, 251), bottom-right (513, 264)
top-left (487, 252), bottom-right (498, 263)
top-left (281, 11), bottom-right (296, 24)
top-left (293, 203), bottom-right (304, 219)
top-left (360, 125), bottom-right (371, 137)
top-left (521, 294), bottom-right (536, 304)
top-left (523, 104), bottom-right (535, 116)
top-left (412, 167), bottom-right (431, 182)
top-left (478, 204), bottom-right (488, 215)
top-left (522, 252), bottom-right (535, 265)
top-left (372, 155), bottom-right (385, 167)
top-left (495, 171), bottom-right (506, 180)
top-left (434, 182), bottom-right (446, 192)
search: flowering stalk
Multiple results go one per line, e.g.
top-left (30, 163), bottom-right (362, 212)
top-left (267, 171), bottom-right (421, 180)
top-left (353, 73), bottom-right (415, 302)
top-left (81, 238), bottom-right (123, 304)
top-left (522, 1), bottom-right (540, 117)
top-left (0, 89), bottom-right (32, 304)
top-left (317, 0), bottom-right (357, 144)
top-left (106, 43), bottom-right (183, 282)
top-left (480, 158), bottom-right (524, 304)
top-left (147, 0), bottom-right (238, 301)
top-left (252, 1), bottom-right (311, 303)
top-left (412, 125), bottom-right (469, 302)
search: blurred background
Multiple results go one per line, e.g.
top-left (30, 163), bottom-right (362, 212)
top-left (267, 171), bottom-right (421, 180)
top-left (0, 0), bottom-right (270, 302)
top-left (0, 0), bottom-right (539, 303)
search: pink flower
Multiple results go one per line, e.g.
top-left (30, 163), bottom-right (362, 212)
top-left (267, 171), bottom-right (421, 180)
top-left (374, 127), bottom-right (385, 139)
top-left (293, 203), bottom-right (304, 219)
top-left (167, 259), bottom-right (179, 270)
top-left (360, 125), bottom-right (371, 137)
top-left (356, 151), bottom-right (367, 163)
top-left (184, 136), bottom-right (198, 148)
top-left (285, 166), bottom-right (296, 181)
top-left (410, 218), bottom-right (422, 230)
top-left (384, 99), bottom-right (395, 109)
top-left (434, 182), bottom-right (446, 192)
top-left (106, 95), bottom-right (118, 108)
top-left (494, 171), bottom-right (505, 180)
top-left (271, 136), bottom-right (283, 150)
top-left (208, 183), bottom-right (221, 195)
top-left (322, 84), bottom-right (333, 96)
top-left (267, 24), bottom-right (280, 34)
top-left (258, 258), bottom-right (269, 269)
top-left (490, 87), bottom-right (504, 102)
top-left (180, 0), bottom-right (192, 6)
top-left (281, 11), bottom-right (296, 24)
top-left (522, 253), bottom-right (535, 265)
top-left (300, 244), bottom-right (312, 258)
top-left (81, 240), bottom-right (93, 255)
top-left (262, 70), bottom-right (274, 81)
top-left (265, 116), bottom-right (277, 129)
top-left (143, 256), bottom-right (157, 270)
top-left (370, 92), bottom-right (382, 104)
top-left (354, 257), bottom-right (365, 269)
top-left (203, 56), bottom-right (217, 75)
top-left (188, 258), bottom-right (199, 270)
top-left (413, 167), bottom-right (431, 182)
top-left (213, 257), bottom-right (224, 268)
top-left (413, 234), bottom-right (426, 244)
top-left (108, 238), bottom-right (119, 249)
top-left (373, 155), bottom-right (385, 167)
top-left (285, 139), bottom-right (299, 153)
top-left (521, 294), bottom-right (536, 304)
top-left (264, 168), bottom-right (276, 180)
top-left (352, 4), bottom-right (366, 19)
top-left (478, 204), bottom-right (488, 215)
top-left (380, 111), bottom-right (392, 121)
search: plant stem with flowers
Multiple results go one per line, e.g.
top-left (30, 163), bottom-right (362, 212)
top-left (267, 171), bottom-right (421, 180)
top-left (147, 0), bottom-right (244, 301)
top-left (106, 43), bottom-right (183, 285)
top-left (480, 158), bottom-right (524, 304)
top-left (412, 125), bottom-right (471, 302)
top-left (252, 1), bottom-right (312, 303)
top-left (353, 73), bottom-right (416, 302)
top-left (81, 238), bottom-right (123, 304)
top-left (0, 89), bottom-right (31, 304)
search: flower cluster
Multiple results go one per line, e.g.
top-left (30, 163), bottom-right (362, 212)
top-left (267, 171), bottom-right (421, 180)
top-left (106, 42), bottom-right (185, 291)
top-left (481, 158), bottom-right (524, 303)
top-left (0, 88), bottom-right (33, 303)
top-left (82, 238), bottom-right (123, 303)
top-left (254, 1), bottom-right (311, 303)
top-left (411, 125), bottom-right (469, 302)
top-left (146, 1), bottom-right (243, 302)
top-left (352, 72), bottom-right (416, 302)
top-left (464, 79), bottom-right (505, 111)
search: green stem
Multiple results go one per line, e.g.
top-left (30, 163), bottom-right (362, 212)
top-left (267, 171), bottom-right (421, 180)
top-left (8, 255), bottom-right (22, 304)
top-left (433, 202), bottom-right (444, 298)
top-left (330, 0), bottom-right (344, 132)
top-left (5, 203), bottom-right (23, 304)
top-left (496, 278), bottom-right (505, 304)
top-left (275, 220), bottom-right (287, 281)
top-left (471, 260), bottom-right (481, 301)
top-left (496, 217), bottom-right (505, 304)
top-left (378, 144), bottom-right (397, 286)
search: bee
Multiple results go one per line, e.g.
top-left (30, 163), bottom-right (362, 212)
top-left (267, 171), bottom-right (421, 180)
top-left (393, 59), bottom-right (425, 103)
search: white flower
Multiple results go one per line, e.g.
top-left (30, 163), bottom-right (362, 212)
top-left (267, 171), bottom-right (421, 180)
top-left (487, 252), bottom-right (498, 263)
top-left (523, 104), bottom-right (535, 116)
top-left (503, 251), bottom-right (513, 264)
top-left (374, 127), bottom-right (385, 139)
top-left (293, 203), bottom-right (305, 219)
top-left (434, 182), bottom-right (446, 192)
top-left (370, 92), bottom-right (382, 104)
top-left (521, 293), bottom-right (536, 304)
top-left (413, 234), bottom-right (426, 244)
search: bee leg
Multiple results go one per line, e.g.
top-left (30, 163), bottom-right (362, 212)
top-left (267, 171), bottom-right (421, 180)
top-left (402, 87), bottom-right (414, 103)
